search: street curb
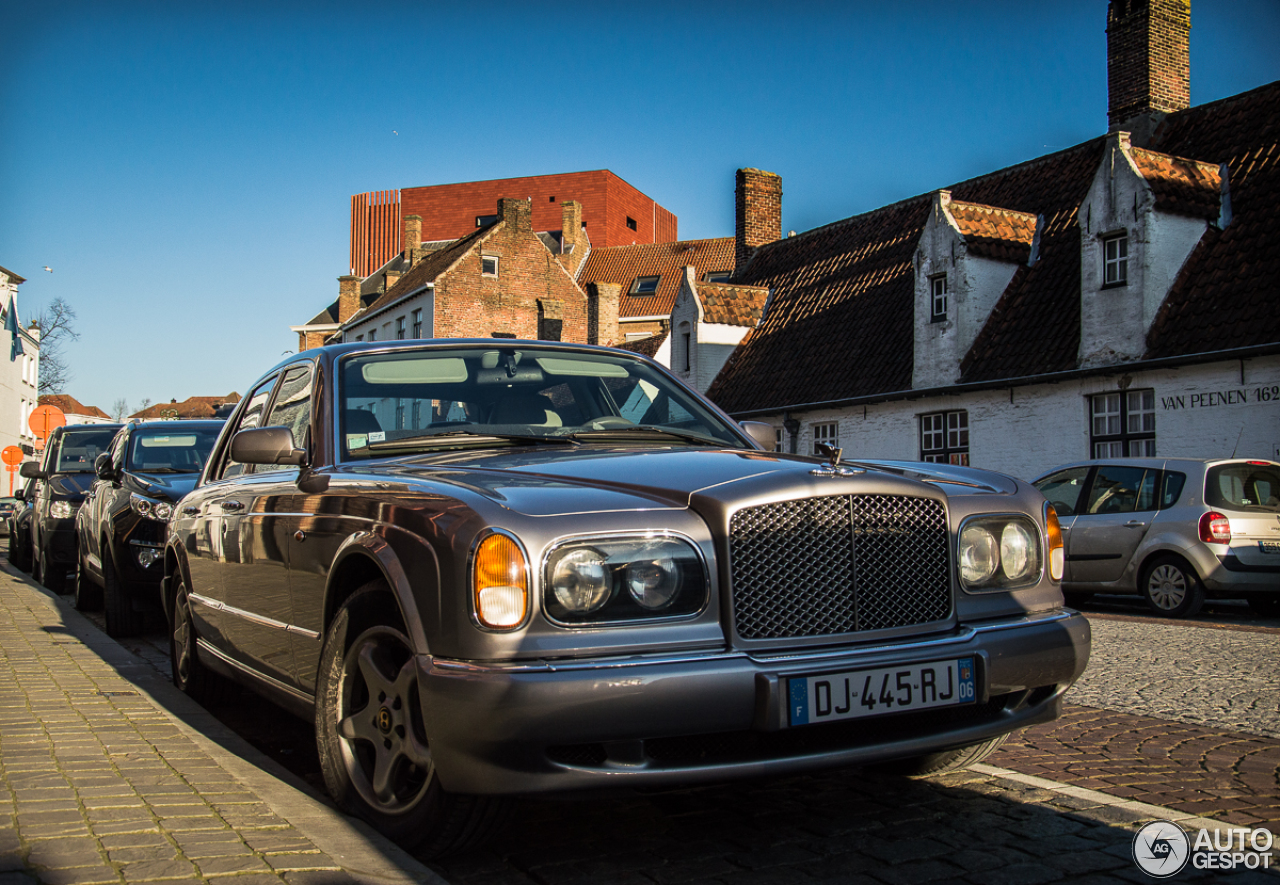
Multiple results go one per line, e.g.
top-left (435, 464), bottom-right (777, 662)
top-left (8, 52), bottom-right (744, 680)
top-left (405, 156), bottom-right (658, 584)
top-left (3, 564), bottom-right (449, 885)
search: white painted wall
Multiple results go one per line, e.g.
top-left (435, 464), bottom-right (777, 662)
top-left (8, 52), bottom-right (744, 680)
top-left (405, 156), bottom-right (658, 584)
top-left (745, 355), bottom-right (1280, 481)
top-left (343, 289), bottom-right (435, 343)
top-left (1079, 132), bottom-right (1207, 368)
top-left (0, 269), bottom-right (40, 478)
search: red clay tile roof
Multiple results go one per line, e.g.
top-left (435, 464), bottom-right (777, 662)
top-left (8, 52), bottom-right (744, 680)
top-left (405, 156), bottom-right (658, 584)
top-left (618, 332), bottom-right (669, 359)
top-left (1129, 146), bottom-right (1223, 220)
top-left (699, 283), bottom-right (769, 327)
top-left (1145, 80), bottom-right (1280, 357)
top-left (579, 238), bottom-right (734, 319)
top-left (39, 394), bottom-right (110, 420)
top-left (947, 200), bottom-right (1038, 264)
top-left (130, 393), bottom-right (240, 420)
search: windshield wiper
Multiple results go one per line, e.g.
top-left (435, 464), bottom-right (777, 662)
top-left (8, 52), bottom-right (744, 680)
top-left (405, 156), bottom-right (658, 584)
top-left (365, 430), bottom-right (580, 452)
top-left (569, 425), bottom-right (725, 446)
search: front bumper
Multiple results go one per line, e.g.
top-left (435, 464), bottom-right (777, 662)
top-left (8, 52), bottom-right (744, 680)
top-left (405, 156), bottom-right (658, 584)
top-left (418, 609), bottom-right (1090, 795)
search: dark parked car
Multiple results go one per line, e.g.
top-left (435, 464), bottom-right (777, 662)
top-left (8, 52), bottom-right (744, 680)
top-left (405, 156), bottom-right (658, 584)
top-left (20, 423), bottom-right (123, 592)
top-left (5, 478), bottom-right (37, 569)
top-left (164, 340), bottom-right (1090, 856)
top-left (75, 420), bottom-right (223, 636)
top-left (0, 496), bottom-right (18, 537)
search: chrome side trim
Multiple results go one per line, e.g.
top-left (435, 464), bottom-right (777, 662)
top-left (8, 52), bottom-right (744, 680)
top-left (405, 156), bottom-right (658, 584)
top-left (188, 593), bottom-right (322, 640)
top-left (195, 638), bottom-right (314, 705)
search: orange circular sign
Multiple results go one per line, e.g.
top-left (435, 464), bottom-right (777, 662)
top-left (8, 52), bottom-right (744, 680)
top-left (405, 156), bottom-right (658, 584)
top-left (29, 404), bottom-right (66, 439)
top-left (1, 446), bottom-right (22, 466)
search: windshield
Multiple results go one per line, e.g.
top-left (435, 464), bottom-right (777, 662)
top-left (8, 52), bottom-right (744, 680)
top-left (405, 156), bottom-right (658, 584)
top-left (1205, 462), bottom-right (1280, 513)
top-left (54, 429), bottom-right (119, 473)
top-left (127, 427), bottom-right (221, 474)
top-left (339, 346), bottom-right (747, 459)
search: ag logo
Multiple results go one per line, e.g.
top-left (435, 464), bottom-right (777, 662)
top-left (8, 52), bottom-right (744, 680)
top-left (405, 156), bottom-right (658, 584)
top-left (1132, 820), bottom-right (1190, 877)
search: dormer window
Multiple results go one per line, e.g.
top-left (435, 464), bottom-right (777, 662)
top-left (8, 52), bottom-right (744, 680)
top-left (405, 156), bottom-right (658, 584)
top-left (476, 214), bottom-right (497, 227)
top-left (630, 275), bottom-right (660, 295)
top-left (930, 274), bottom-right (948, 322)
top-left (1103, 232), bottom-right (1128, 287)
top-left (704, 272), bottom-right (731, 284)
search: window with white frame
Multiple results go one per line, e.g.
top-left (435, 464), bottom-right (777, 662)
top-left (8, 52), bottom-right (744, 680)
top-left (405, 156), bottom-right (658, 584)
top-left (412, 309), bottom-right (423, 338)
top-left (395, 316), bottom-right (406, 339)
top-left (1103, 232), bottom-right (1128, 287)
top-left (481, 255), bottom-right (499, 277)
top-left (930, 274), bottom-right (948, 322)
top-left (774, 427), bottom-right (783, 452)
top-left (1090, 389), bottom-right (1155, 457)
top-left (812, 422), bottom-right (838, 454)
top-left (920, 410), bottom-right (969, 465)
top-left (368, 329), bottom-right (377, 342)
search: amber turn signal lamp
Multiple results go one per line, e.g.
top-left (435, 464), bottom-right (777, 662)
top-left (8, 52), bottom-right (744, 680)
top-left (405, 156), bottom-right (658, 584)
top-left (1044, 503), bottom-right (1064, 582)
top-left (473, 534), bottom-right (528, 629)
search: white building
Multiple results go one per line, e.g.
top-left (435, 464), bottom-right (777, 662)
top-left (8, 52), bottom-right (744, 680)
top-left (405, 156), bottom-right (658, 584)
top-left (0, 265), bottom-right (41, 473)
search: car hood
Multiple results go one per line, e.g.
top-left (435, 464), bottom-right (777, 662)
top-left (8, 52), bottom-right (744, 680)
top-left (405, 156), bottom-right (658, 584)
top-left (49, 473), bottom-right (95, 498)
top-left (124, 471), bottom-right (201, 502)
top-left (372, 446), bottom-right (964, 517)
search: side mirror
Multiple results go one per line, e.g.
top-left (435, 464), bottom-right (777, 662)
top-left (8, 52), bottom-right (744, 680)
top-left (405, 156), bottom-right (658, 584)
top-left (19, 462), bottom-right (45, 481)
top-left (230, 426), bottom-right (307, 467)
top-left (13, 489), bottom-right (24, 502)
top-left (739, 420), bottom-right (776, 451)
top-left (94, 453), bottom-right (118, 482)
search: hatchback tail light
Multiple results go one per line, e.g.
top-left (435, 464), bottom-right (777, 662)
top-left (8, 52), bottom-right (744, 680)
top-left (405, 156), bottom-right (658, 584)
top-left (1198, 511), bottom-right (1231, 544)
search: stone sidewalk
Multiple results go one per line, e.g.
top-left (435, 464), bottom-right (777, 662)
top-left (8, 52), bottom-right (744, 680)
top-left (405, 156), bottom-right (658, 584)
top-left (0, 568), bottom-right (445, 885)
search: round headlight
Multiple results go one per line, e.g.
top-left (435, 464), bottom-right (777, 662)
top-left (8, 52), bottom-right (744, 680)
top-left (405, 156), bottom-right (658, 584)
top-left (1000, 522), bottom-right (1036, 581)
top-left (625, 557), bottom-right (681, 610)
top-left (152, 501), bottom-right (174, 522)
top-left (550, 548), bottom-right (611, 613)
top-left (959, 525), bottom-right (999, 586)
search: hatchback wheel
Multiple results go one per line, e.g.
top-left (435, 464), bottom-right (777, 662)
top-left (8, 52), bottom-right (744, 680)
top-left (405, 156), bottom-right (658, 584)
top-left (73, 558), bottom-right (102, 611)
top-left (1141, 556), bottom-right (1205, 618)
top-left (103, 554), bottom-right (143, 637)
top-left (316, 582), bottom-right (503, 857)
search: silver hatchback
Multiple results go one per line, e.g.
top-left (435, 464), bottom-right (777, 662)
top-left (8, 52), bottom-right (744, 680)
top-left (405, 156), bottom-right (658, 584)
top-left (1033, 458), bottom-right (1280, 618)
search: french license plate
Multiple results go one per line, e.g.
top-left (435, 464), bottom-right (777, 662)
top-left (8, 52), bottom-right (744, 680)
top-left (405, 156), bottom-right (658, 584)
top-left (1261, 541), bottom-right (1280, 554)
top-left (787, 657), bottom-right (976, 727)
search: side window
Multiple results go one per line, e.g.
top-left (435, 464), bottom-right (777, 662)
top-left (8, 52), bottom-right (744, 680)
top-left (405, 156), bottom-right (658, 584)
top-left (110, 430), bottom-right (129, 472)
top-left (1161, 471), bottom-right (1187, 509)
top-left (264, 365), bottom-right (314, 456)
top-left (1034, 467), bottom-right (1091, 516)
top-left (1084, 465), bottom-right (1157, 515)
top-left (219, 376), bottom-right (278, 480)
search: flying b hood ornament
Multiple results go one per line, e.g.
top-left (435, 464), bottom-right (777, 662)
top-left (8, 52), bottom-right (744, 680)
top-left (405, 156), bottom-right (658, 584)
top-left (812, 443), bottom-right (865, 477)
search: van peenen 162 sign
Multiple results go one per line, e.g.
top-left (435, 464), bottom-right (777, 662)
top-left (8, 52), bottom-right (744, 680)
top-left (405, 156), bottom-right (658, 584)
top-left (1161, 384), bottom-right (1280, 411)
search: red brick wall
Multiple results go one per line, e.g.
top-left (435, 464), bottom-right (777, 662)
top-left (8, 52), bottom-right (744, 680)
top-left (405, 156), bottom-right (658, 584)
top-left (1107, 0), bottom-right (1190, 128)
top-left (432, 199), bottom-right (592, 343)
top-left (395, 171), bottom-right (676, 251)
top-left (736, 168), bottom-right (783, 272)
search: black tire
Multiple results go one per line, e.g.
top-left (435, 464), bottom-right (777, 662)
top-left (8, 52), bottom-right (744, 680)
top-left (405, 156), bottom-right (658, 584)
top-left (1140, 555), bottom-right (1205, 618)
top-left (32, 542), bottom-right (44, 584)
top-left (103, 553), bottom-right (143, 637)
top-left (73, 557), bottom-right (102, 611)
top-left (315, 581), bottom-right (504, 857)
top-left (1247, 595), bottom-right (1280, 618)
top-left (14, 530), bottom-right (31, 572)
top-left (6, 535), bottom-right (17, 566)
top-left (170, 575), bottom-right (223, 702)
top-left (1062, 591), bottom-right (1094, 608)
top-left (41, 544), bottom-right (67, 594)
top-left (879, 733), bottom-right (1010, 777)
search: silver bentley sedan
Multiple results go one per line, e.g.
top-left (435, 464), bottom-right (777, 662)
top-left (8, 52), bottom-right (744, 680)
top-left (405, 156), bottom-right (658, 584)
top-left (162, 339), bottom-right (1090, 856)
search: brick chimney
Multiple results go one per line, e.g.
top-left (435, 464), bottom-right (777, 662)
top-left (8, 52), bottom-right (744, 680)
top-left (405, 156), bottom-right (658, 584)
top-left (560, 200), bottom-right (582, 252)
top-left (498, 197), bottom-right (532, 232)
top-left (337, 275), bottom-right (361, 323)
top-left (735, 168), bottom-right (782, 274)
top-left (1107, 0), bottom-right (1190, 140)
top-left (403, 215), bottom-right (422, 263)
top-left (588, 282), bottom-right (621, 347)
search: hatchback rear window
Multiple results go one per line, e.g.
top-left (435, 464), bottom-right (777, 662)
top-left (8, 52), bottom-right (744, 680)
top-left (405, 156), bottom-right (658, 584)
top-left (1206, 463), bottom-right (1280, 512)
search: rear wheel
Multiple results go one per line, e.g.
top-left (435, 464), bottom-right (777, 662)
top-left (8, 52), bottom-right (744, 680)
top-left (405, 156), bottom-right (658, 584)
top-left (73, 557), bottom-right (102, 611)
top-left (880, 734), bottom-right (1010, 777)
top-left (103, 554), bottom-right (143, 637)
top-left (1247, 595), bottom-right (1280, 618)
top-left (316, 581), bottom-right (504, 857)
top-left (1141, 556), bottom-right (1205, 618)
top-left (170, 575), bottom-right (223, 701)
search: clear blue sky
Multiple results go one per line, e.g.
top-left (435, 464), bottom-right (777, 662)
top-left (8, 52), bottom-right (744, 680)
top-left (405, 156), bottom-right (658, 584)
top-left (2, 0), bottom-right (1276, 414)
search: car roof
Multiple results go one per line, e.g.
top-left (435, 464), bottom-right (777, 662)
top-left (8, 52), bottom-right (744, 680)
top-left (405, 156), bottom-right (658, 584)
top-left (1033, 457), bottom-right (1280, 481)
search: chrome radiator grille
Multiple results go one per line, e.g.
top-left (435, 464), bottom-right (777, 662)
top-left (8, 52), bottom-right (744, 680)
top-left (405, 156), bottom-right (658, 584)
top-left (729, 495), bottom-right (951, 640)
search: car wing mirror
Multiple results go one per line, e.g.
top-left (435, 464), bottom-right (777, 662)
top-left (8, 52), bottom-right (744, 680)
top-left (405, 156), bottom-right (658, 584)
top-left (230, 426), bottom-right (308, 467)
top-left (94, 453), bottom-right (118, 482)
top-left (739, 420), bottom-right (775, 451)
top-left (13, 489), bottom-right (24, 502)
top-left (18, 462), bottom-right (45, 481)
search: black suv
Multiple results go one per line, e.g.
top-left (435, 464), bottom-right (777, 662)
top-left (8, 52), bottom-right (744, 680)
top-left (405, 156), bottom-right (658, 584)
top-left (20, 423), bottom-right (123, 592)
top-left (6, 476), bottom-right (39, 570)
top-left (75, 420), bottom-right (222, 636)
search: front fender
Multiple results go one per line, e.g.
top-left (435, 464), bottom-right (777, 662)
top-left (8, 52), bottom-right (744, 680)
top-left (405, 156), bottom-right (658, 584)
top-left (324, 527), bottom-right (440, 656)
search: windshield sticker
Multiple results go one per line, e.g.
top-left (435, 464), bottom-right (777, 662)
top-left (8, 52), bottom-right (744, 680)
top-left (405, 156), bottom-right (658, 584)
top-left (347, 434), bottom-right (368, 450)
top-left (368, 431), bottom-right (386, 443)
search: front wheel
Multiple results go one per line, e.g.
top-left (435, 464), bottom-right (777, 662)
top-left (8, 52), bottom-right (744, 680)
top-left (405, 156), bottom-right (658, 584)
top-left (170, 576), bottom-right (223, 702)
top-left (103, 554), bottom-right (143, 637)
top-left (73, 558), bottom-right (102, 611)
top-left (1141, 556), bottom-right (1205, 618)
top-left (879, 734), bottom-right (1010, 777)
top-left (315, 582), bottom-right (503, 857)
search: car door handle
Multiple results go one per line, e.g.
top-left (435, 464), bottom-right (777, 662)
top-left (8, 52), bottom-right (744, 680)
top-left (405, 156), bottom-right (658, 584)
top-left (220, 500), bottom-right (244, 512)
top-left (182, 506), bottom-right (200, 517)
top-left (1124, 520), bottom-right (1146, 527)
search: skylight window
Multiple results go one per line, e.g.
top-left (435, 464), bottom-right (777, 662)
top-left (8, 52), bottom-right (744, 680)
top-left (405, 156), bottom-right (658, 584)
top-left (630, 275), bottom-right (660, 295)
